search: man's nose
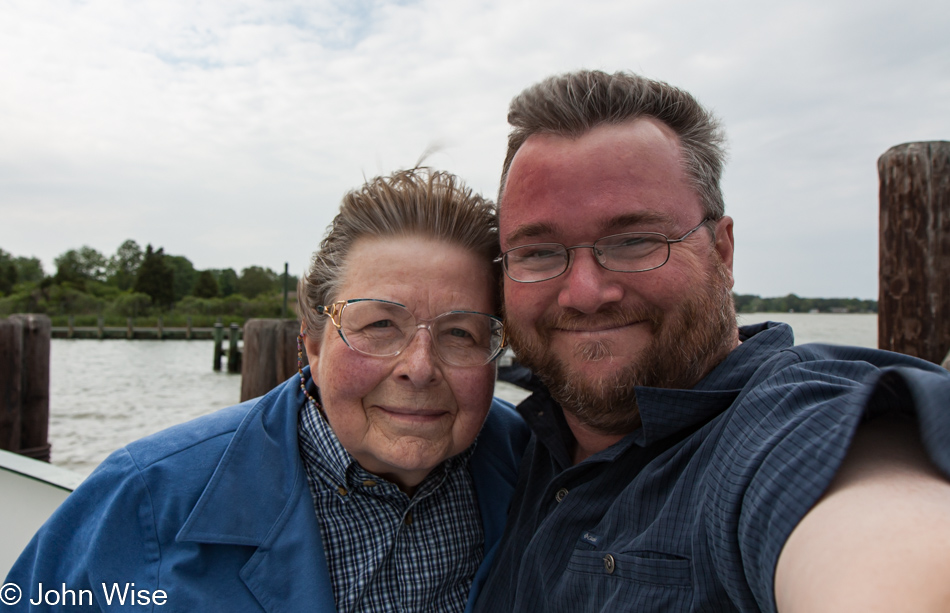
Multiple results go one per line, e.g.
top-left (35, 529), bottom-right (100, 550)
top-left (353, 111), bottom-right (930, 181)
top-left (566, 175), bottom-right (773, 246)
top-left (557, 248), bottom-right (624, 313)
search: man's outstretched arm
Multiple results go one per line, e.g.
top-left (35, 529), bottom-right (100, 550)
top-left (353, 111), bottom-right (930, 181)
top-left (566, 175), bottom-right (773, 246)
top-left (775, 414), bottom-right (950, 612)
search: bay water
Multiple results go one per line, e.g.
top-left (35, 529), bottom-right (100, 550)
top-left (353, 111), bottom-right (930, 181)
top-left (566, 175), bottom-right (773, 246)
top-left (48, 313), bottom-right (877, 476)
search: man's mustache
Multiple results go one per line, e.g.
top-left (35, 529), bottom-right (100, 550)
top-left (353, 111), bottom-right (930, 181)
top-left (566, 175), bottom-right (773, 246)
top-left (538, 305), bottom-right (664, 334)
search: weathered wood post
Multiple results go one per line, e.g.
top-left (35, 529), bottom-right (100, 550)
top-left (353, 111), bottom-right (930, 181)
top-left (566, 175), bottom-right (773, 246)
top-left (0, 318), bottom-right (22, 454)
top-left (127, 317), bottom-right (134, 340)
top-left (12, 315), bottom-right (51, 460)
top-left (240, 319), bottom-right (302, 401)
top-left (878, 141), bottom-right (950, 364)
top-left (186, 316), bottom-right (193, 340)
top-left (282, 262), bottom-right (289, 319)
top-left (67, 315), bottom-right (75, 339)
top-left (0, 315), bottom-right (51, 461)
top-left (227, 323), bottom-right (241, 373)
top-left (97, 315), bottom-right (104, 340)
top-left (213, 322), bottom-right (224, 371)
top-left (157, 316), bottom-right (164, 340)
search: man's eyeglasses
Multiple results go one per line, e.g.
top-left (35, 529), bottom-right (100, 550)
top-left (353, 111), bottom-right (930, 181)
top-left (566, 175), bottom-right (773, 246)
top-left (495, 218), bottom-right (714, 283)
top-left (317, 299), bottom-right (506, 367)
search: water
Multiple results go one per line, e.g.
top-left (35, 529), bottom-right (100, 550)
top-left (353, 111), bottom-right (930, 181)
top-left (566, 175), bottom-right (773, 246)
top-left (50, 341), bottom-right (241, 476)
top-left (737, 312), bottom-right (877, 348)
top-left (48, 313), bottom-right (877, 477)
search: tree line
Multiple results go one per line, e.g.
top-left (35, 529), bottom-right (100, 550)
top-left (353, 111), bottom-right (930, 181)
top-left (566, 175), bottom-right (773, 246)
top-left (0, 241), bottom-right (298, 326)
top-left (734, 293), bottom-right (877, 314)
top-left (1, 242), bottom-right (878, 325)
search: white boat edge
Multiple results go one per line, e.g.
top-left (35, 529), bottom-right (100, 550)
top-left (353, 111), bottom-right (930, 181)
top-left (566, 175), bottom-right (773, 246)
top-left (0, 449), bottom-right (84, 579)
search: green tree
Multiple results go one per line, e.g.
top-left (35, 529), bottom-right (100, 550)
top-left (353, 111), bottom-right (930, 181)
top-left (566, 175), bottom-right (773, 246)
top-left (54, 246), bottom-right (108, 285)
top-left (165, 255), bottom-right (197, 301)
top-left (134, 245), bottom-right (174, 309)
top-left (0, 262), bottom-right (16, 295)
top-left (112, 292), bottom-right (153, 317)
top-left (14, 256), bottom-right (44, 284)
top-left (107, 240), bottom-right (143, 291)
top-left (213, 268), bottom-right (238, 297)
top-left (193, 270), bottom-right (219, 298)
top-left (236, 266), bottom-right (277, 298)
top-left (1, 249), bottom-right (44, 285)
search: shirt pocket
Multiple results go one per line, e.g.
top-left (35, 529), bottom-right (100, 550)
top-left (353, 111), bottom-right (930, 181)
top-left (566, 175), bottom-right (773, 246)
top-left (556, 549), bottom-right (693, 611)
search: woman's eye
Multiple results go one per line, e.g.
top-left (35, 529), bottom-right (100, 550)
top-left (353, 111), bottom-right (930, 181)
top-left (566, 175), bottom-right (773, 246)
top-left (369, 319), bottom-right (394, 328)
top-left (448, 327), bottom-right (473, 338)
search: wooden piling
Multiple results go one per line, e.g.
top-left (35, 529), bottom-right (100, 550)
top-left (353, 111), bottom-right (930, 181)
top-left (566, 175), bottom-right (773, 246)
top-left (157, 316), bottom-right (163, 340)
top-left (240, 319), bottom-right (302, 402)
top-left (97, 316), bottom-right (104, 340)
top-left (127, 318), bottom-right (134, 340)
top-left (0, 319), bottom-right (23, 454)
top-left (186, 316), bottom-right (193, 340)
top-left (213, 322), bottom-right (224, 371)
top-left (0, 315), bottom-right (51, 461)
top-left (11, 315), bottom-right (51, 461)
top-left (67, 315), bottom-right (75, 339)
top-left (878, 141), bottom-right (950, 364)
top-left (227, 323), bottom-right (241, 374)
top-left (282, 262), bottom-right (289, 319)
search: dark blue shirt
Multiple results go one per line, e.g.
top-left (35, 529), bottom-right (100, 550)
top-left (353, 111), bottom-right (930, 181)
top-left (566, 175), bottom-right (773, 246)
top-left (475, 322), bottom-right (950, 612)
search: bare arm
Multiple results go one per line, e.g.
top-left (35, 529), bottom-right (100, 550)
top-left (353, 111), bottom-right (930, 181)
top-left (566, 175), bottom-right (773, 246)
top-left (775, 414), bottom-right (950, 612)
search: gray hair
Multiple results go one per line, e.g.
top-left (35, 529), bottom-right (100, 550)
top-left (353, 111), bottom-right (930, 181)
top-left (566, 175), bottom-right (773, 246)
top-left (297, 168), bottom-right (499, 335)
top-left (501, 70), bottom-right (727, 219)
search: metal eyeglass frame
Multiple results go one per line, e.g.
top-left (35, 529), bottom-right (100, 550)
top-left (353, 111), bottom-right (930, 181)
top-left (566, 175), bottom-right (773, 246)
top-left (316, 298), bottom-right (507, 366)
top-left (495, 218), bottom-right (714, 283)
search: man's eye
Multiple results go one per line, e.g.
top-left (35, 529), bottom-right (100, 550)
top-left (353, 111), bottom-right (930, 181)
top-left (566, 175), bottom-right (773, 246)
top-left (516, 246), bottom-right (562, 260)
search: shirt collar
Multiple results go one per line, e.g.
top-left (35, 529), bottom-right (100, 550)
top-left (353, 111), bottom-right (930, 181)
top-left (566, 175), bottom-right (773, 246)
top-left (297, 376), bottom-right (475, 496)
top-left (298, 394), bottom-right (361, 488)
top-left (520, 322), bottom-right (794, 460)
top-left (632, 321), bottom-right (793, 445)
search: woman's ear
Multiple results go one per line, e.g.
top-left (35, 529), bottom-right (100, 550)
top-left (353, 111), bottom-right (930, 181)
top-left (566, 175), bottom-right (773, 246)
top-left (300, 323), bottom-right (321, 366)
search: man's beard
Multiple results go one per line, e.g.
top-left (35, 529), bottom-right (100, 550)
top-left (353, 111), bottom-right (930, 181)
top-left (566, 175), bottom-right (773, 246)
top-left (505, 259), bottom-right (737, 435)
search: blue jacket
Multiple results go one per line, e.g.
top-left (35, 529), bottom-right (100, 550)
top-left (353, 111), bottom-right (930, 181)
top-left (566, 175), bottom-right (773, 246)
top-left (7, 373), bottom-right (529, 611)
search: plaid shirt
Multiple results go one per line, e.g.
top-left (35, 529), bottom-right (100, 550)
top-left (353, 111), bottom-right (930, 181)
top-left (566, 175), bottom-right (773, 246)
top-left (298, 397), bottom-right (484, 613)
top-left (473, 322), bottom-right (950, 612)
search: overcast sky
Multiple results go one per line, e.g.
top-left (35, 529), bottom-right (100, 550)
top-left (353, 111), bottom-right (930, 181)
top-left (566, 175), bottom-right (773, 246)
top-left (1, 0), bottom-right (947, 300)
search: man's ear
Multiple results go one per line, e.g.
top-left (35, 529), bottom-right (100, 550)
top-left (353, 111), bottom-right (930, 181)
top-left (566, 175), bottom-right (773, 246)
top-left (714, 216), bottom-right (735, 288)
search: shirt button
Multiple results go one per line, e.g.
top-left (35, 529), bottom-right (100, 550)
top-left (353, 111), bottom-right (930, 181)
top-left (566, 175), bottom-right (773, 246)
top-left (555, 488), bottom-right (568, 503)
top-left (603, 554), bottom-right (616, 574)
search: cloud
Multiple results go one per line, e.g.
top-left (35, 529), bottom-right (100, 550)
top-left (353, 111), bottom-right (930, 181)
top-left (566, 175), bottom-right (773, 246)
top-left (1, 0), bottom-right (947, 298)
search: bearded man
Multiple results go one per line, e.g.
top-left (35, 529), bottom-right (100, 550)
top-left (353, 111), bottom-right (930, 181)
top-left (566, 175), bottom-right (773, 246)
top-left (474, 70), bottom-right (950, 613)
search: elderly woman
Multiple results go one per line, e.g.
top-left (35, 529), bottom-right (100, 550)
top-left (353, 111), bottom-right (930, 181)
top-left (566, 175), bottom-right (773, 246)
top-left (7, 168), bottom-right (528, 612)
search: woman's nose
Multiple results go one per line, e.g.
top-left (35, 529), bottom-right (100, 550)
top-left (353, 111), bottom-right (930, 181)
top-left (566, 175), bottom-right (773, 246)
top-left (395, 327), bottom-right (441, 385)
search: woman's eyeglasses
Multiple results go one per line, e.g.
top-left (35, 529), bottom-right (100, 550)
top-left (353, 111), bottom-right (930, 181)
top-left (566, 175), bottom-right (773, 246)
top-left (317, 298), bottom-right (506, 367)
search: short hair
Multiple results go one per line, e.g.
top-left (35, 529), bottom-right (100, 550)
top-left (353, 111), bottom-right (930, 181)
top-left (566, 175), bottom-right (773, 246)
top-left (297, 168), bottom-right (499, 335)
top-left (501, 70), bottom-right (727, 219)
